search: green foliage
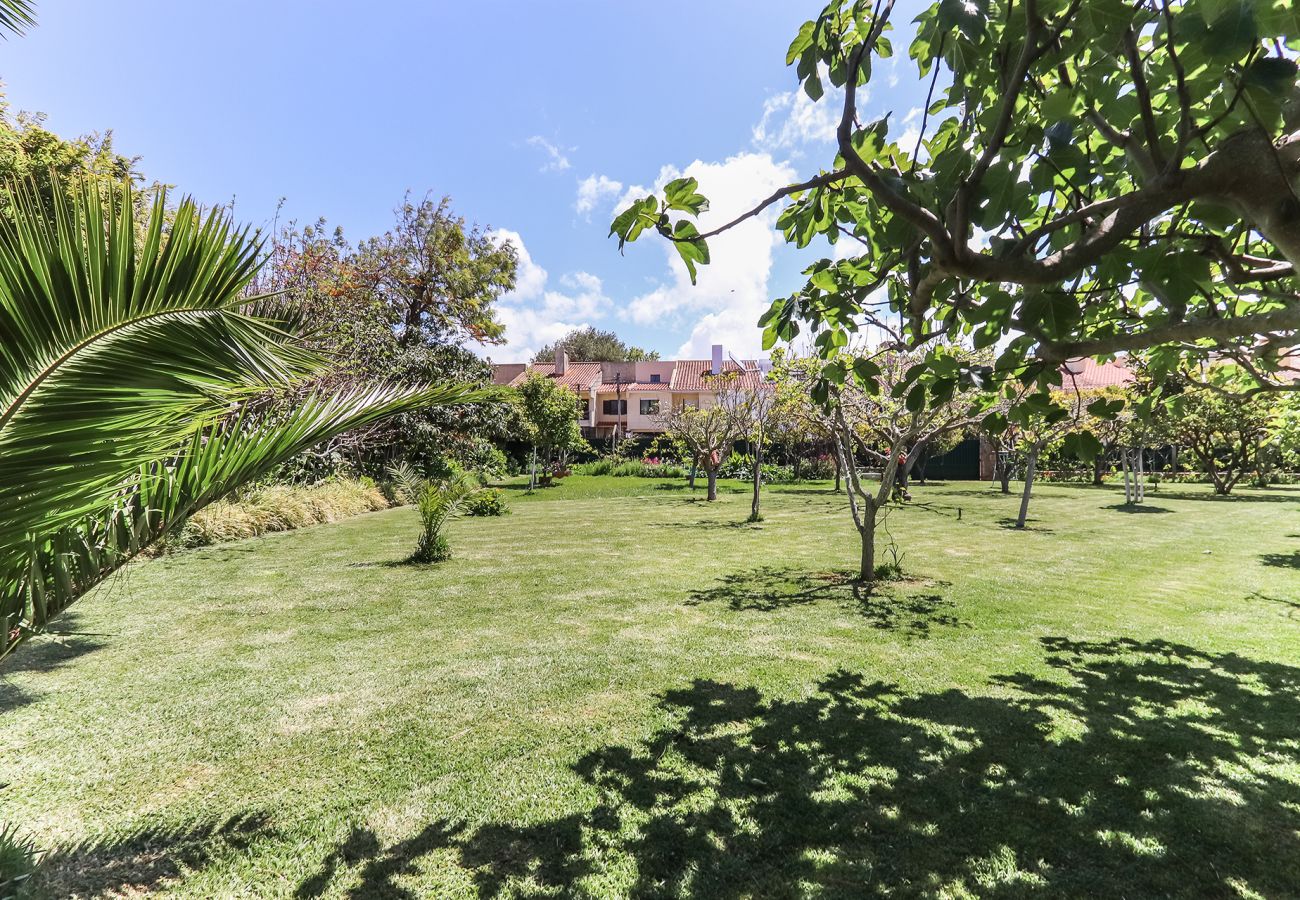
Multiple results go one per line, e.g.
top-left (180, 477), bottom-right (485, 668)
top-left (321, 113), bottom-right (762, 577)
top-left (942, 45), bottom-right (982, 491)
top-left (0, 175), bottom-right (488, 658)
top-left (388, 463), bottom-right (482, 562)
top-left (0, 821), bottom-right (38, 898)
top-left (614, 0), bottom-right (1300, 415)
top-left (0, 99), bottom-right (149, 224)
top-left (1162, 367), bottom-right (1274, 494)
top-left (532, 326), bottom-right (660, 363)
top-left (573, 459), bottom-right (686, 478)
top-left (464, 487), bottom-right (509, 517)
top-left (254, 194), bottom-right (518, 475)
top-left (515, 372), bottom-right (586, 462)
top-left (719, 452), bottom-right (798, 483)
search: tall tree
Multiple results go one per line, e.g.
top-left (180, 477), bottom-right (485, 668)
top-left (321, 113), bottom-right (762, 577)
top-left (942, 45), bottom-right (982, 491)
top-left (256, 196), bottom-right (519, 475)
top-left (532, 326), bottom-right (660, 363)
top-left (612, 1), bottom-right (1300, 430)
top-left (359, 193), bottom-right (516, 349)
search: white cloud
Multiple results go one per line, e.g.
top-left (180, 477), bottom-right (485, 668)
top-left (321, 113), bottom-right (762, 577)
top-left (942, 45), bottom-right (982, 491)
top-left (574, 174), bottom-right (624, 217)
top-left (752, 83), bottom-right (850, 154)
top-left (480, 232), bottom-right (611, 362)
top-left (526, 135), bottom-right (572, 173)
top-left (623, 151), bottom-right (797, 359)
top-left (492, 228), bottom-right (547, 300)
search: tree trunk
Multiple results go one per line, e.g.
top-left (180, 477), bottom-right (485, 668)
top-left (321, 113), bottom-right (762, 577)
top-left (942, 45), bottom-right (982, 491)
top-left (1015, 444), bottom-right (1040, 529)
top-left (706, 467), bottom-right (718, 501)
top-left (1093, 453), bottom-right (1106, 486)
top-left (750, 442), bottom-right (762, 520)
top-left (833, 452), bottom-right (842, 492)
top-left (998, 457), bottom-right (1012, 495)
top-left (529, 446), bottom-right (538, 491)
top-left (688, 460), bottom-right (697, 489)
top-left (859, 518), bottom-right (876, 583)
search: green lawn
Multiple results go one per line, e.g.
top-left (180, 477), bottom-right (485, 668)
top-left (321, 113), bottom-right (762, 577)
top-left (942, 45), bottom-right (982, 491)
top-left (3, 476), bottom-right (1299, 898)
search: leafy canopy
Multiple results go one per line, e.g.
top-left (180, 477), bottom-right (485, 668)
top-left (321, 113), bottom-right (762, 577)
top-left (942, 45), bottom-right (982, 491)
top-left (532, 326), bottom-right (660, 363)
top-left (613, 0), bottom-right (1300, 418)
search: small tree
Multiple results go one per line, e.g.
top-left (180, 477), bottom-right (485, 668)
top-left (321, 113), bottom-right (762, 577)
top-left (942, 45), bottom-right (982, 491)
top-left (828, 345), bottom-right (987, 583)
top-left (1076, 385), bottom-right (1137, 486)
top-left (515, 373), bottom-right (584, 489)
top-left (985, 384), bottom-right (1116, 526)
top-left (1163, 369), bottom-right (1273, 495)
top-left (1260, 394), bottom-right (1300, 486)
top-left (719, 378), bottom-right (777, 521)
top-left (657, 392), bottom-right (745, 501)
top-left (770, 349), bottom-right (843, 489)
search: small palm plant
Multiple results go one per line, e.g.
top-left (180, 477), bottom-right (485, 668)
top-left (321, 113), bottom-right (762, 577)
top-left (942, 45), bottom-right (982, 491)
top-left (387, 463), bottom-right (481, 562)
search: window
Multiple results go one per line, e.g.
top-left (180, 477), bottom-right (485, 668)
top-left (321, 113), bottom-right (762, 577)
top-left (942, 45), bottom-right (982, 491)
top-left (640, 398), bottom-right (660, 416)
top-left (649, 373), bottom-right (661, 384)
top-left (577, 399), bottom-right (589, 420)
top-left (602, 399), bottom-right (627, 415)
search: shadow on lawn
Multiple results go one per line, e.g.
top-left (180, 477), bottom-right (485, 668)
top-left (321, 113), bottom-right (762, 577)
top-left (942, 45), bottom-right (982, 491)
top-left (1260, 550), bottom-right (1300, 569)
top-left (685, 566), bottom-right (964, 637)
top-left (292, 636), bottom-right (1300, 899)
top-left (1103, 503), bottom-right (1174, 514)
top-left (0, 613), bottom-right (107, 713)
top-left (994, 516), bottom-right (1056, 532)
top-left (1155, 489), bottom-right (1300, 504)
top-left (27, 813), bottom-right (272, 898)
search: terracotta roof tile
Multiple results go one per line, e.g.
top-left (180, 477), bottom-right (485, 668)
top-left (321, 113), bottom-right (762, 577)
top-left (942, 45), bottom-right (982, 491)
top-left (505, 362), bottom-right (603, 391)
top-left (669, 360), bottom-right (764, 392)
top-left (1060, 357), bottom-right (1134, 391)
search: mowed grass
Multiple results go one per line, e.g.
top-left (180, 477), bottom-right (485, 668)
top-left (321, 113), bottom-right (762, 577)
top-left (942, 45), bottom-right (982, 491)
top-left (3, 476), bottom-right (1299, 898)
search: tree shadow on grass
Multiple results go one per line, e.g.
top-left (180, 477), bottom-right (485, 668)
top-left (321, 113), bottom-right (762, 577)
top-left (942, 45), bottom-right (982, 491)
top-left (653, 519), bottom-right (763, 531)
top-left (0, 613), bottom-right (107, 713)
top-left (27, 812), bottom-right (273, 899)
top-left (1247, 591), bottom-right (1300, 618)
top-left (685, 566), bottom-right (964, 637)
top-left (1155, 489), bottom-right (1300, 504)
top-left (1103, 503), bottom-right (1174, 514)
top-left (296, 636), bottom-right (1300, 899)
top-left (994, 516), bottom-right (1056, 533)
top-left (1260, 550), bottom-right (1300, 569)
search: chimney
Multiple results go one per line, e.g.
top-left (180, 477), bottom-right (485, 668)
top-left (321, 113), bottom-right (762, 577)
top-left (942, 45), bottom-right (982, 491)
top-left (556, 348), bottom-right (568, 376)
top-left (711, 344), bottom-right (723, 376)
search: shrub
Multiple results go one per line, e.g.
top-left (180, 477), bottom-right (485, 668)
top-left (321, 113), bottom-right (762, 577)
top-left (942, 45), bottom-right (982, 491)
top-left (0, 822), bottom-right (38, 896)
top-left (718, 452), bottom-right (796, 484)
top-left (465, 488), bottom-right (508, 517)
top-left (573, 458), bottom-right (685, 478)
top-left (575, 459), bottom-right (615, 476)
top-left (799, 453), bottom-right (837, 480)
top-left (454, 439), bottom-right (510, 483)
top-left (166, 479), bottom-right (390, 551)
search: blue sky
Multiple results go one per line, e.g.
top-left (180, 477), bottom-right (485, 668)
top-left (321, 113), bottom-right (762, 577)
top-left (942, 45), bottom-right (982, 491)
top-left (1, 1), bottom-right (928, 361)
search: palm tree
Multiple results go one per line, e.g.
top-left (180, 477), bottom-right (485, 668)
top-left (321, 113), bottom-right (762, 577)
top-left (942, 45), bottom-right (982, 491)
top-left (0, 178), bottom-right (491, 659)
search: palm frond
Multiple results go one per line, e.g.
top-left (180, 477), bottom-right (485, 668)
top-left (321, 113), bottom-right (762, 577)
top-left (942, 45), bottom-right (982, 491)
top-left (0, 0), bottom-right (34, 37)
top-left (0, 178), bottom-right (317, 584)
top-left (411, 471), bottom-right (481, 563)
top-left (4, 381), bottom-right (495, 657)
top-left (385, 461), bottom-right (425, 506)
